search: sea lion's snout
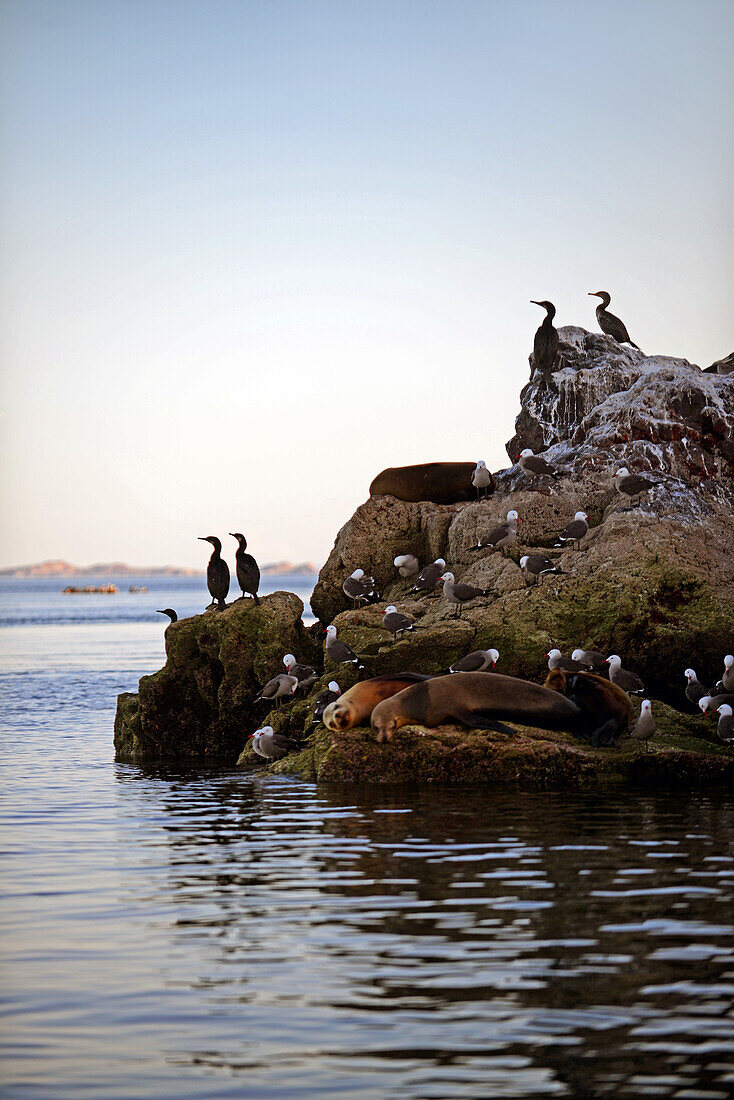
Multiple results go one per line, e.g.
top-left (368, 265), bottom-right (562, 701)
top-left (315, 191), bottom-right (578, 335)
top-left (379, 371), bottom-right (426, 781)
top-left (323, 702), bottom-right (351, 732)
top-left (374, 717), bottom-right (398, 743)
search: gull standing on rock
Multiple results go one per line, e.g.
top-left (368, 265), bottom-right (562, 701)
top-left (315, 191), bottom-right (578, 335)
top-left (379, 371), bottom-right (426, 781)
top-left (606, 655), bottom-right (645, 694)
top-left (553, 511), bottom-right (589, 550)
top-left (546, 649), bottom-right (589, 673)
top-left (629, 700), bottom-right (655, 746)
top-left (382, 605), bottom-right (416, 643)
top-left (450, 648), bottom-right (499, 673)
top-left (571, 649), bottom-right (607, 671)
top-left (468, 510), bottom-right (519, 555)
top-left (530, 300), bottom-right (560, 374)
top-left (342, 569), bottom-right (380, 608)
top-left (699, 693), bottom-right (734, 716)
top-left (613, 467), bottom-right (654, 501)
top-left (249, 726), bottom-right (296, 761)
top-left (518, 449), bottom-right (558, 481)
top-left (471, 461), bottom-right (493, 500)
top-left (684, 669), bottom-right (710, 708)
top-left (325, 625), bottom-right (365, 671)
top-left (717, 655), bottom-right (734, 694)
top-left (255, 673), bottom-right (299, 707)
top-left (283, 654), bottom-right (318, 690)
top-left (409, 559), bottom-right (446, 597)
top-left (588, 291), bottom-right (640, 349)
top-left (394, 554), bottom-right (420, 579)
top-left (198, 535), bottom-right (230, 610)
top-left (715, 704), bottom-right (733, 741)
top-left (440, 572), bottom-right (491, 618)
top-left (520, 555), bottom-right (564, 586)
top-left (311, 682), bottom-right (341, 727)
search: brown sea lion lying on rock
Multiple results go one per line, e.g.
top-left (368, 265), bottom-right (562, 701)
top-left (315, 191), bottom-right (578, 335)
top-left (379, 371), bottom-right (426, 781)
top-left (322, 673), bottom-right (433, 732)
top-left (370, 672), bottom-right (581, 743)
top-left (544, 669), bottom-right (634, 746)
top-left (370, 462), bottom-right (491, 505)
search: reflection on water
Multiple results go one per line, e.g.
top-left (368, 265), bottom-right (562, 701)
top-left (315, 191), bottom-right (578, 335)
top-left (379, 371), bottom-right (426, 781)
top-left (4, 754), bottom-right (733, 1098)
top-left (1, 576), bottom-right (734, 1098)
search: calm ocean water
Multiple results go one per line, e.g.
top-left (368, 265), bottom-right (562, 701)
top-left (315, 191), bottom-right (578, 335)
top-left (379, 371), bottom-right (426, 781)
top-left (1, 575), bottom-right (733, 1099)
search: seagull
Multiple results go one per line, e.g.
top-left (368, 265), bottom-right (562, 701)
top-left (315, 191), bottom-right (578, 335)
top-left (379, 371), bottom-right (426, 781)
top-left (684, 668), bottom-right (710, 708)
top-left (520, 554), bottom-right (564, 586)
top-left (571, 649), bottom-right (607, 671)
top-left (382, 605), bottom-right (416, 643)
top-left (325, 625), bottom-right (365, 671)
top-left (254, 673), bottom-right (299, 707)
top-left (249, 726), bottom-right (297, 761)
top-left (606, 655), bottom-right (645, 694)
top-left (440, 572), bottom-right (490, 618)
top-left (342, 569), bottom-right (380, 608)
top-left (629, 700), bottom-right (655, 746)
top-left (450, 648), bottom-right (499, 673)
top-left (715, 704), bottom-right (733, 741)
top-left (471, 460), bottom-right (493, 500)
top-left (467, 510), bottom-right (519, 555)
top-left (394, 554), bottom-right (420, 578)
top-left (311, 682), bottom-right (341, 727)
top-left (613, 468), bottom-right (654, 500)
top-left (409, 559), bottom-right (446, 597)
top-left (717, 654), bottom-right (734, 694)
top-left (283, 654), bottom-right (318, 690)
top-left (546, 648), bottom-right (589, 673)
top-left (554, 511), bottom-right (589, 549)
top-left (518, 449), bottom-right (558, 480)
top-left (699, 693), bottom-right (734, 716)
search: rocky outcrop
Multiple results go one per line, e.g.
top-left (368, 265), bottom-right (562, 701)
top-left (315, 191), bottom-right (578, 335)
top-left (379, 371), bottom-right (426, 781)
top-left (115, 328), bottom-right (733, 781)
top-left (114, 592), bottom-right (319, 763)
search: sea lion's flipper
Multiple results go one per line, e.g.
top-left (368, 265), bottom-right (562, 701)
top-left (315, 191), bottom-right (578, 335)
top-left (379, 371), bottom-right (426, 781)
top-left (453, 707), bottom-right (516, 734)
top-left (589, 719), bottom-right (621, 747)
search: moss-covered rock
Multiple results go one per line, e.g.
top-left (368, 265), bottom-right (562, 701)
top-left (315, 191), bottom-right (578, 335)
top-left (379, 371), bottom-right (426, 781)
top-left (114, 591), bottom-right (319, 763)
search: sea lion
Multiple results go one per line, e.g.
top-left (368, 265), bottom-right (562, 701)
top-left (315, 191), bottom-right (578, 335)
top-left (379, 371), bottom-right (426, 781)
top-left (543, 669), bottom-right (634, 746)
top-left (323, 673), bottom-right (432, 732)
top-left (370, 462), bottom-right (491, 505)
top-left (370, 672), bottom-right (581, 742)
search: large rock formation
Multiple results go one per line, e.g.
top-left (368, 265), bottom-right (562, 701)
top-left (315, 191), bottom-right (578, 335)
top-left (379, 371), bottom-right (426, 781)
top-left (115, 329), bottom-right (733, 779)
top-left (311, 329), bottom-right (733, 703)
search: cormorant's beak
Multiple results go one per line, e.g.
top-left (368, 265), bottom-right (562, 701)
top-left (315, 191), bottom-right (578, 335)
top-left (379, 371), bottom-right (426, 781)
top-left (198, 537), bottom-right (209, 542)
top-left (588, 292), bottom-right (601, 298)
top-left (530, 300), bottom-right (541, 306)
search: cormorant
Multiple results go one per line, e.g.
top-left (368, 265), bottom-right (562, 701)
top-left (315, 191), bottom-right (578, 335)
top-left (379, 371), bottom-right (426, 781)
top-left (156, 608), bottom-right (178, 623)
top-left (230, 532), bottom-right (260, 604)
top-left (198, 535), bottom-right (230, 610)
top-left (588, 291), bottom-right (640, 349)
top-left (530, 300), bottom-right (560, 373)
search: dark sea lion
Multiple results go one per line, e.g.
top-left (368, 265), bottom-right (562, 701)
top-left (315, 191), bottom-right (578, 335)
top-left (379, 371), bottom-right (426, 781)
top-left (544, 669), bottom-right (634, 746)
top-left (323, 673), bottom-right (433, 732)
top-left (370, 672), bottom-right (581, 742)
top-left (370, 462), bottom-right (492, 505)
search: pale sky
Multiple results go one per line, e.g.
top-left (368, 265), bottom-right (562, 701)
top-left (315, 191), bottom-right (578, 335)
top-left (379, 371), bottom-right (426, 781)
top-left (1, 0), bottom-right (732, 569)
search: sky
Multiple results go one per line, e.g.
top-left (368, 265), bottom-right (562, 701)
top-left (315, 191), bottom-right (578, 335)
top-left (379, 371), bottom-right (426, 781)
top-left (1, 0), bottom-right (732, 569)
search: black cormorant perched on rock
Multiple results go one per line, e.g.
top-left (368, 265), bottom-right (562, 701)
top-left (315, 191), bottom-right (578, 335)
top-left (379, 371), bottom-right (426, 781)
top-left (156, 608), bottom-right (178, 623)
top-left (198, 535), bottom-right (230, 610)
top-left (588, 291), bottom-right (640, 349)
top-left (530, 300), bottom-right (560, 374)
top-left (230, 532), bottom-right (260, 604)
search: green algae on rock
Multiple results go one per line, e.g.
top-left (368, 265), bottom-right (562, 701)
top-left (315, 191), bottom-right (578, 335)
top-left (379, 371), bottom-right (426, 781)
top-left (114, 591), bottom-right (319, 763)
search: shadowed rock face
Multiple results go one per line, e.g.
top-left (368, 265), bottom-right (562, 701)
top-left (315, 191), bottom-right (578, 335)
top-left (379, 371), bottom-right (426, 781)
top-left (114, 592), bottom-right (319, 763)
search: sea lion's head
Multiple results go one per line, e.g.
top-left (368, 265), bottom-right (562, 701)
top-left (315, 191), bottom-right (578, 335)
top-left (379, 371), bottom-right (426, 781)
top-left (371, 696), bottom-right (408, 743)
top-left (323, 700), bottom-right (356, 732)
